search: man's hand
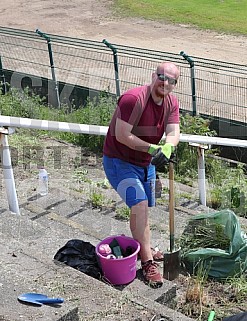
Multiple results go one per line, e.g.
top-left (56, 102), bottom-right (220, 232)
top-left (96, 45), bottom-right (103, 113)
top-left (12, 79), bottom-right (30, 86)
top-left (148, 143), bottom-right (175, 167)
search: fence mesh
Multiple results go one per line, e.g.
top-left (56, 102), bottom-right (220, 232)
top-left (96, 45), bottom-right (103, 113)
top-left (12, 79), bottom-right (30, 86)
top-left (0, 26), bottom-right (246, 129)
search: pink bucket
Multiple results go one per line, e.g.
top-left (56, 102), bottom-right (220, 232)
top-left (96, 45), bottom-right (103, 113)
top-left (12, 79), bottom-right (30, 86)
top-left (96, 235), bottom-right (140, 285)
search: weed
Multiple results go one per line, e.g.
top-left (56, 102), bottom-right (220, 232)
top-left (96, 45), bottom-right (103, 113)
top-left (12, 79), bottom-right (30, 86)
top-left (88, 188), bottom-right (114, 210)
top-left (208, 163), bottom-right (247, 216)
top-left (96, 177), bottom-right (111, 189)
top-left (156, 196), bottom-right (168, 206)
top-left (115, 206), bottom-right (130, 221)
top-left (73, 169), bottom-right (92, 184)
top-left (185, 263), bottom-right (210, 319)
top-left (89, 191), bottom-right (104, 209)
top-left (225, 271), bottom-right (247, 303)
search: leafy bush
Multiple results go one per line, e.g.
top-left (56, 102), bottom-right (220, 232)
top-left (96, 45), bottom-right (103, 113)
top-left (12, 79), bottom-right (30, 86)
top-left (172, 113), bottom-right (217, 183)
top-left (208, 164), bottom-right (247, 217)
top-left (64, 94), bottom-right (116, 151)
top-left (0, 87), bottom-right (46, 119)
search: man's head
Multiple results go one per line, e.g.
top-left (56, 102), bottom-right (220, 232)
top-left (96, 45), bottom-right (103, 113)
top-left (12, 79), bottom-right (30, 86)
top-left (151, 62), bottom-right (180, 103)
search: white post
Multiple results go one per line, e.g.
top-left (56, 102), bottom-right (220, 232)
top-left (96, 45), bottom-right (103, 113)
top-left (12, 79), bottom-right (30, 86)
top-left (189, 143), bottom-right (208, 206)
top-left (197, 146), bottom-right (207, 206)
top-left (0, 129), bottom-right (20, 215)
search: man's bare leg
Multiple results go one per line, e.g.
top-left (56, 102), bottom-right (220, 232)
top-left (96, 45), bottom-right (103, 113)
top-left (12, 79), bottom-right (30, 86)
top-left (130, 200), bottom-right (153, 262)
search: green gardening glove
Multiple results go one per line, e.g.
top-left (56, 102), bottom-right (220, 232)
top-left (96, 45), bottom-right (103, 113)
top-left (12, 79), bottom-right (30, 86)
top-left (148, 143), bottom-right (175, 167)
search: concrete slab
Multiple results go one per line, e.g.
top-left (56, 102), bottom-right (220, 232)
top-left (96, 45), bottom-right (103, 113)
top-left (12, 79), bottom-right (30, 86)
top-left (0, 162), bottom-right (203, 321)
top-left (0, 241), bottom-right (79, 321)
top-left (0, 228), bottom-right (194, 321)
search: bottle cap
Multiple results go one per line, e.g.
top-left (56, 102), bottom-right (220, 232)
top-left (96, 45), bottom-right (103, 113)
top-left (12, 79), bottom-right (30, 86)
top-left (106, 254), bottom-right (116, 259)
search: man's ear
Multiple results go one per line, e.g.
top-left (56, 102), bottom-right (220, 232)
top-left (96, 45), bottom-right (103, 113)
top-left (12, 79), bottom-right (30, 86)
top-left (151, 72), bottom-right (156, 82)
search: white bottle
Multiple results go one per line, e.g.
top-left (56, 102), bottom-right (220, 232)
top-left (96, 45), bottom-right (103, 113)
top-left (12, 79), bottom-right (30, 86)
top-left (38, 168), bottom-right (48, 196)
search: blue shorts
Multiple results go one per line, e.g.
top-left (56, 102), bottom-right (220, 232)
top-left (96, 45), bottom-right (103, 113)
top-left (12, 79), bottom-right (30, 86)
top-left (103, 155), bottom-right (156, 208)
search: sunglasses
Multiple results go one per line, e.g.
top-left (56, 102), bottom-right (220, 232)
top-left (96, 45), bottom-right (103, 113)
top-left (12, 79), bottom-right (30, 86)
top-left (157, 73), bottom-right (177, 85)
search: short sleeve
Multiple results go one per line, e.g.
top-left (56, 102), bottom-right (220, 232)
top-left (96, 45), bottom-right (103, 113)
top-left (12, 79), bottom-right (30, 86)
top-left (116, 94), bottom-right (142, 126)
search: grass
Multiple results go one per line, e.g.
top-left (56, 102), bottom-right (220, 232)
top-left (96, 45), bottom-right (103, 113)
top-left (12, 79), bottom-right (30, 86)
top-left (114, 0), bottom-right (247, 35)
top-left (225, 273), bottom-right (247, 303)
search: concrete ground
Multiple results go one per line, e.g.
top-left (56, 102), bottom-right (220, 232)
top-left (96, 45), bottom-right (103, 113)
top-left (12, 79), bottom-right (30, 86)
top-left (0, 138), bottom-right (210, 321)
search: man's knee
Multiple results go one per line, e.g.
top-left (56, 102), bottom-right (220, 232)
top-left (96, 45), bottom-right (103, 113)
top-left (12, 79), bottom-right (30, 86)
top-left (131, 200), bottom-right (148, 211)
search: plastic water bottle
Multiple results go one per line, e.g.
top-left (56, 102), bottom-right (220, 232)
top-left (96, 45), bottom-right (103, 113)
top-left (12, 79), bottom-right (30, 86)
top-left (38, 168), bottom-right (48, 196)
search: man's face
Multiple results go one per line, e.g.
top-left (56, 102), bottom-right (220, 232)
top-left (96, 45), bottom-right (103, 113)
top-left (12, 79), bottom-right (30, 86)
top-left (152, 66), bottom-right (178, 98)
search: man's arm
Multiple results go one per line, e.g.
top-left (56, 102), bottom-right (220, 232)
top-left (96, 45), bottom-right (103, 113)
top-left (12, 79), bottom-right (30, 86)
top-left (149, 123), bottom-right (180, 167)
top-left (115, 117), bottom-right (150, 153)
top-left (165, 123), bottom-right (180, 146)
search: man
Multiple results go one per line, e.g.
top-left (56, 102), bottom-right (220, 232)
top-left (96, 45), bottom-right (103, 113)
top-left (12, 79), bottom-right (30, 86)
top-left (103, 62), bottom-right (180, 287)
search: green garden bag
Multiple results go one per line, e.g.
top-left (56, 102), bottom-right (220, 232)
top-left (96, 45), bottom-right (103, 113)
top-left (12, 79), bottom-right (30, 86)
top-left (181, 209), bottom-right (247, 280)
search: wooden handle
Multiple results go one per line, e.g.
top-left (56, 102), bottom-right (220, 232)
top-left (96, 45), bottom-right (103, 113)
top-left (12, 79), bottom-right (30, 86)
top-left (169, 162), bottom-right (175, 252)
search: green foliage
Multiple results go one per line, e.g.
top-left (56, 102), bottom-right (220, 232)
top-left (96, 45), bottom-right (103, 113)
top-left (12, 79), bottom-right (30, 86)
top-left (88, 187), bottom-right (114, 210)
top-left (96, 177), bottom-right (111, 189)
top-left (180, 218), bottom-right (231, 252)
top-left (176, 114), bottom-right (247, 217)
top-left (176, 113), bottom-right (217, 183)
top-left (0, 89), bottom-right (117, 151)
top-left (114, 0), bottom-right (247, 35)
top-left (90, 190), bottom-right (105, 209)
top-left (74, 95), bottom-right (116, 151)
top-left (208, 164), bottom-right (247, 217)
top-left (54, 94), bottom-right (117, 151)
top-left (115, 206), bottom-right (131, 221)
top-left (180, 113), bottom-right (216, 137)
top-left (225, 273), bottom-right (247, 302)
top-left (73, 168), bottom-right (92, 184)
top-left (0, 87), bottom-right (46, 119)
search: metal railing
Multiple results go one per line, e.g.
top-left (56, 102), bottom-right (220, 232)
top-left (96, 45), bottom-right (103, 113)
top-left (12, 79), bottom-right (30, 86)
top-left (1, 115), bottom-right (247, 215)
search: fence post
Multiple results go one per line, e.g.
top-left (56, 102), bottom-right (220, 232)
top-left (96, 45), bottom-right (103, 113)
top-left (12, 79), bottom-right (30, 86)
top-left (35, 29), bottom-right (61, 108)
top-left (0, 55), bottom-right (7, 94)
top-left (190, 142), bottom-right (208, 206)
top-left (102, 39), bottom-right (121, 98)
top-left (180, 51), bottom-right (197, 116)
top-left (0, 128), bottom-right (20, 215)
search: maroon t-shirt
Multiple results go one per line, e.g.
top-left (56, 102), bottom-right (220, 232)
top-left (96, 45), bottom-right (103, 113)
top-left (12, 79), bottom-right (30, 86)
top-left (103, 85), bottom-right (179, 167)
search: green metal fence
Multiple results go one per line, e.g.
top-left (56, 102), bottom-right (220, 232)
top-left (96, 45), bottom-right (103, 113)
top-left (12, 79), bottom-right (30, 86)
top-left (0, 26), bottom-right (246, 130)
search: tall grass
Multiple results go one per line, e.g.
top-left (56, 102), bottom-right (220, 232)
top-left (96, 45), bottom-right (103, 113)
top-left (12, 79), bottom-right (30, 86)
top-left (114, 0), bottom-right (247, 35)
top-left (0, 88), bottom-right (117, 151)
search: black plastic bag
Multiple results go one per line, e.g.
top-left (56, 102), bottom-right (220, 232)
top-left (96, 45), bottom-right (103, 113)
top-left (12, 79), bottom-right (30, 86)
top-left (54, 239), bottom-right (102, 280)
top-left (223, 312), bottom-right (247, 321)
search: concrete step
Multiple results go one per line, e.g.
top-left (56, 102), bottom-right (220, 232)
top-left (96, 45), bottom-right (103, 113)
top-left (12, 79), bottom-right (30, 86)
top-left (0, 152), bottom-right (205, 321)
top-left (0, 209), bottom-right (194, 321)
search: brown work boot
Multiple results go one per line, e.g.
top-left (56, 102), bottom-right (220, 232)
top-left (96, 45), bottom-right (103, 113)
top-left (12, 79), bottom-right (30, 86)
top-left (142, 260), bottom-right (163, 288)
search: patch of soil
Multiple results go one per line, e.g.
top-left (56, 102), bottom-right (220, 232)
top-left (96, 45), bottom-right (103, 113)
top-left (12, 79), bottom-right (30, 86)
top-left (176, 272), bottom-right (247, 320)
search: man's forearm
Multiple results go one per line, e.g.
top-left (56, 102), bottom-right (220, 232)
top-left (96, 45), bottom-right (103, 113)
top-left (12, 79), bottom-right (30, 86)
top-left (165, 134), bottom-right (180, 147)
top-left (165, 124), bottom-right (180, 146)
top-left (116, 132), bottom-right (150, 152)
